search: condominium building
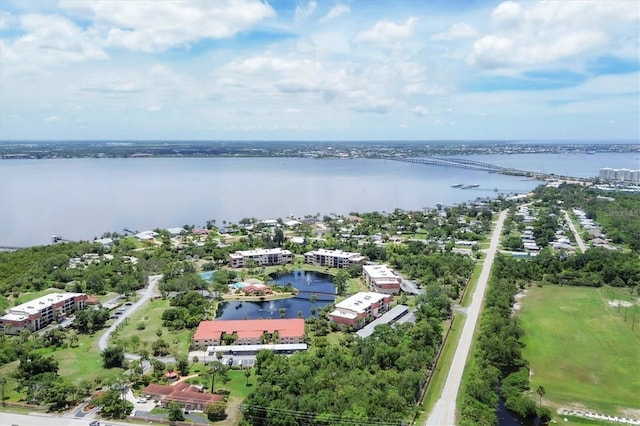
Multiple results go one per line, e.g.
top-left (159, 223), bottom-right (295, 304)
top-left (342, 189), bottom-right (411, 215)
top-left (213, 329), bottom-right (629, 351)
top-left (228, 248), bottom-right (293, 268)
top-left (329, 292), bottom-right (392, 330)
top-left (304, 249), bottom-right (367, 269)
top-left (0, 292), bottom-right (88, 335)
top-left (193, 318), bottom-right (305, 348)
top-left (599, 168), bottom-right (640, 183)
top-left (362, 265), bottom-right (402, 295)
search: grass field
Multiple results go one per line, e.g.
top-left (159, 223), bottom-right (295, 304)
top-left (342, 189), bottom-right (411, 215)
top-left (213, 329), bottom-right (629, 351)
top-left (519, 285), bottom-right (640, 417)
top-left (114, 298), bottom-right (193, 356)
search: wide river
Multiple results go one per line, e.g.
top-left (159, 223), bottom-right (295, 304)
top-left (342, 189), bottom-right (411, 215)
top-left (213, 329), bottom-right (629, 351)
top-left (0, 152), bottom-right (637, 247)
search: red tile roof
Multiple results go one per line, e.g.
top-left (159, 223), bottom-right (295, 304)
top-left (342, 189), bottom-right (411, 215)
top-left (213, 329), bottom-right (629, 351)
top-left (194, 318), bottom-right (305, 341)
top-left (142, 383), bottom-right (223, 405)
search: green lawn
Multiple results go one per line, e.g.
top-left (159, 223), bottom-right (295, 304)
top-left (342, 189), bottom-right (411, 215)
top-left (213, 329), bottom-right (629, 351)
top-left (519, 286), bottom-right (640, 416)
top-left (113, 298), bottom-right (193, 356)
top-left (51, 333), bottom-right (124, 385)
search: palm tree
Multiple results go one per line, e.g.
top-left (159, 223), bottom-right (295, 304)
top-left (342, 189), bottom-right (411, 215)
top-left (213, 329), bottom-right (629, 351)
top-left (536, 385), bottom-right (545, 408)
top-left (244, 368), bottom-right (251, 386)
top-left (208, 361), bottom-right (225, 393)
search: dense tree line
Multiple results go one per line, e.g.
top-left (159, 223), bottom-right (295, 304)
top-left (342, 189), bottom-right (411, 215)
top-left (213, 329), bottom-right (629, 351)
top-left (497, 248), bottom-right (640, 289)
top-left (243, 300), bottom-right (446, 425)
top-left (460, 255), bottom-right (550, 426)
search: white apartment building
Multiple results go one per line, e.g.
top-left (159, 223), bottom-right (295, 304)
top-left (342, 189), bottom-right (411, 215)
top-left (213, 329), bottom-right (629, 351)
top-left (229, 248), bottom-right (293, 268)
top-left (599, 168), bottom-right (640, 183)
top-left (0, 292), bottom-right (87, 335)
top-left (362, 265), bottom-right (402, 295)
top-left (329, 292), bottom-right (393, 330)
top-left (304, 249), bottom-right (367, 269)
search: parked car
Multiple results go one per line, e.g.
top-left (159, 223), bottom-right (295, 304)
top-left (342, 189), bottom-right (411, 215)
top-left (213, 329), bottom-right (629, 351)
top-left (89, 421), bottom-right (100, 426)
top-left (138, 398), bottom-right (147, 403)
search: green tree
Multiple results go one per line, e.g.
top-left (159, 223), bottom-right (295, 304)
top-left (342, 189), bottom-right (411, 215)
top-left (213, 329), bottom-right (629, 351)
top-left (168, 402), bottom-right (184, 421)
top-left (205, 401), bottom-right (227, 421)
top-left (102, 346), bottom-right (125, 368)
top-left (244, 367), bottom-right (251, 386)
top-left (208, 361), bottom-right (227, 393)
top-left (97, 388), bottom-right (133, 419)
top-left (536, 385), bottom-right (545, 408)
top-left (176, 354), bottom-right (189, 376)
top-left (333, 270), bottom-right (349, 295)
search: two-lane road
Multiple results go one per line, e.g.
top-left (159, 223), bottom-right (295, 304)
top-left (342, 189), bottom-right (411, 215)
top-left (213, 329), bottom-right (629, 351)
top-left (97, 274), bottom-right (162, 352)
top-left (426, 209), bottom-right (508, 426)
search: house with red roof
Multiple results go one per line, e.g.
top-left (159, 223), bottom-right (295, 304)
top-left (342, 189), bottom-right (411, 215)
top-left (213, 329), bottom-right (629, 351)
top-left (142, 382), bottom-right (224, 411)
top-left (193, 318), bottom-right (305, 348)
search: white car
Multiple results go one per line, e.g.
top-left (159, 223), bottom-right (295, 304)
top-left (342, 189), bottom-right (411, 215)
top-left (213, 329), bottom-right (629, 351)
top-left (137, 398), bottom-right (147, 403)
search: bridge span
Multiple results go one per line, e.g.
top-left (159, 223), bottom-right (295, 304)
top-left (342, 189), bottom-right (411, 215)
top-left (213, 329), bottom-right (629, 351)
top-left (381, 156), bottom-right (578, 180)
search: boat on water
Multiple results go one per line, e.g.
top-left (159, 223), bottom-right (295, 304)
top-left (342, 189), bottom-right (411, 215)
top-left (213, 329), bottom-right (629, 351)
top-left (461, 184), bottom-right (480, 189)
top-left (451, 183), bottom-right (464, 188)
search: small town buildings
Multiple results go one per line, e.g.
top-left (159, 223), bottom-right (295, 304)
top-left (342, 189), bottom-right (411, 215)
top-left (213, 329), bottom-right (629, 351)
top-left (304, 249), bottom-right (367, 269)
top-left (142, 382), bottom-right (223, 411)
top-left (329, 292), bottom-right (393, 330)
top-left (193, 318), bottom-right (305, 348)
top-left (228, 248), bottom-right (293, 268)
top-left (0, 292), bottom-right (87, 335)
top-left (362, 265), bottom-right (402, 295)
top-left (134, 230), bottom-right (158, 241)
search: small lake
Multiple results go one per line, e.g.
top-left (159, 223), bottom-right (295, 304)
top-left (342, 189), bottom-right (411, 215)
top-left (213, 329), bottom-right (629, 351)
top-left (215, 270), bottom-right (336, 320)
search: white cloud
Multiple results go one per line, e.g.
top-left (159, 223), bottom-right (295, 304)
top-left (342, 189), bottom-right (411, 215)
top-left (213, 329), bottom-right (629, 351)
top-left (355, 17), bottom-right (418, 46)
top-left (468, 0), bottom-right (640, 69)
top-left (61, 0), bottom-right (275, 52)
top-left (1, 14), bottom-right (106, 71)
top-left (321, 5), bottom-right (350, 22)
top-left (295, 1), bottom-right (317, 22)
top-left (431, 22), bottom-right (478, 41)
top-left (44, 115), bottom-right (60, 122)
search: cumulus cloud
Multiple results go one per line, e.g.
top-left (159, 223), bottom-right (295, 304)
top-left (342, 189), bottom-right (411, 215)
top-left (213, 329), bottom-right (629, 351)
top-left (355, 17), bottom-right (418, 46)
top-left (321, 5), bottom-right (350, 22)
top-left (1, 14), bottom-right (106, 70)
top-left (468, 0), bottom-right (640, 69)
top-left (60, 0), bottom-right (275, 52)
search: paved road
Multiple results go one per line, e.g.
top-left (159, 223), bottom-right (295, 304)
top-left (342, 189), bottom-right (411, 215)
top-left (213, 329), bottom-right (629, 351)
top-left (425, 209), bottom-right (508, 426)
top-left (1, 411), bottom-right (132, 426)
top-left (562, 210), bottom-right (587, 252)
top-left (97, 275), bottom-right (162, 352)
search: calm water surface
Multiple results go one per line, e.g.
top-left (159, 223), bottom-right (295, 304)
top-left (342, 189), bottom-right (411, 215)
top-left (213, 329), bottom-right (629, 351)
top-left (1, 153), bottom-right (637, 246)
top-left (215, 271), bottom-right (335, 320)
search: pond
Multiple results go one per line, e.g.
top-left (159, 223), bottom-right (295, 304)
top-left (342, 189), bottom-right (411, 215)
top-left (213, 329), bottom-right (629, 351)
top-left (215, 270), bottom-right (336, 320)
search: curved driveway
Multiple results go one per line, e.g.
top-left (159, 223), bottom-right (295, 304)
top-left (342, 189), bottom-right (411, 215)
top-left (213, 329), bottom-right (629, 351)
top-left (97, 274), bottom-right (162, 352)
top-left (426, 209), bottom-right (508, 426)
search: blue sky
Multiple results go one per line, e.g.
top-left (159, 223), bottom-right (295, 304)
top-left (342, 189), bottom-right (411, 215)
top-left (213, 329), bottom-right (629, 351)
top-left (0, 0), bottom-right (638, 141)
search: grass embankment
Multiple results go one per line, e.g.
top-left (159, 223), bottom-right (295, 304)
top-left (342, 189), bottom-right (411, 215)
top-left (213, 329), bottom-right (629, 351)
top-left (519, 286), bottom-right (640, 416)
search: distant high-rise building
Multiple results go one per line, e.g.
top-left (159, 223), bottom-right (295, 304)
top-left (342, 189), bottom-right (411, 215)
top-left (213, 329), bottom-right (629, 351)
top-left (599, 168), bottom-right (640, 183)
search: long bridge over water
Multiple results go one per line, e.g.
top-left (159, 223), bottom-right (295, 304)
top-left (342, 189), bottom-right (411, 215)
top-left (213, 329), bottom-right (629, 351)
top-left (380, 156), bottom-right (579, 180)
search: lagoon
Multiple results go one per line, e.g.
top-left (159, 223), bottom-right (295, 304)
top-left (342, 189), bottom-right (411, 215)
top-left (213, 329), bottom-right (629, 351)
top-left (215, 271), bottom-right (335, 320)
